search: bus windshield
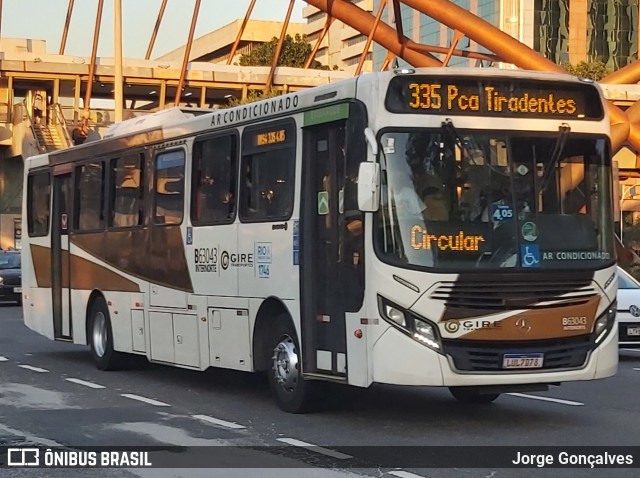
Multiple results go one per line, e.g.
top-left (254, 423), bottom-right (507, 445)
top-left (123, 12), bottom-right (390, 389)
top-left (374, 128), bottom-right (614, 270)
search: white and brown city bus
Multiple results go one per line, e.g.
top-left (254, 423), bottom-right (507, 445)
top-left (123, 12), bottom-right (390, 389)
top-left (22, 68), bottom-right (618, 412)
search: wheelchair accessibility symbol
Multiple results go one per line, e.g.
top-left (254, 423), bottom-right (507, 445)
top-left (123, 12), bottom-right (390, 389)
top-left (520, 245), bottom-right (540, 268)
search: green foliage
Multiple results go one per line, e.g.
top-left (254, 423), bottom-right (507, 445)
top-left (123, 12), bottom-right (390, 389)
top-left (239, 34), bottom-right (326, 69)
top-left (561, 60), bottom-right (610, 81)
top-left (225, 88), bottom-right (282, 107)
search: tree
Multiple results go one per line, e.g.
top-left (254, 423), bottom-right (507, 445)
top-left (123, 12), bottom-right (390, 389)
top-left (226, 88), bottom-right (282, 107)
top-left (561, 60), bottom-right (610, 81)
top-left (239, 34), bottom-right (327, 69)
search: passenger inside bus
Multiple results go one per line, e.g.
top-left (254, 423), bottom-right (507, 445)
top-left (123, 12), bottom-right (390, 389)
top-left (422, 186), bottom-right (449, 221)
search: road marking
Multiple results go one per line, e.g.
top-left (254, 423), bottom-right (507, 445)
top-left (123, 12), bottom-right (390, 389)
top-left (18, 365), bottom-right (49, 373)
top-left (508, 393), bottom-right (583, 406)
top-left (633, 368), bottom-right (640, 371)
top-left (0, 356), bottom-right (8, 362)
top-left (389, 471), bottom-right (428, 478)
top-left (276, 438), bottom-right (352, 460)
top-left (121, 394), bottom-right (170, 407)
top-left (66, 378), bottom-right (105, 389)
top-left (192, 414), bottom-right (246, 430)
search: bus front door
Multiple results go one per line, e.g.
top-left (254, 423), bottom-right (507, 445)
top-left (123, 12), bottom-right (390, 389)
top-left (301, 119), bottom-right (350, 377)
top-left (51, 171), bottom-right (73, 340)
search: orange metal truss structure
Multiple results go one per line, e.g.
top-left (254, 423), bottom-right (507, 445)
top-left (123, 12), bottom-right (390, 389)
top-left (26, 0), bottom-right (640, 153)
top-left (301, 0), bottom-right (640, 154)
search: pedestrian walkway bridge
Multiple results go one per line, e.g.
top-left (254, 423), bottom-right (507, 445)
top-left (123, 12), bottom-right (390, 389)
top-left (0, 39), bottom-right (350, 160)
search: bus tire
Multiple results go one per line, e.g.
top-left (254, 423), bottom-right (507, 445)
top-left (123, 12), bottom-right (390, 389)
top-left (89, 297), bottom-right (121, 371)
top-left (449, 387), bottom-right (500, 404)
top-left (268, 317), bottom-right (314, 413)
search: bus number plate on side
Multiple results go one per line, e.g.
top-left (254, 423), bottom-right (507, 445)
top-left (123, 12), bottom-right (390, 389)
top-left (502, 353), bottom-right (544, 369)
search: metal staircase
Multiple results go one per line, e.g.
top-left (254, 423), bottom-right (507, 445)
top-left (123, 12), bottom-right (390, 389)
top-left (32, 123), bottom-right (65, 152)
top-left (23, 101), bottom-right (73, 154)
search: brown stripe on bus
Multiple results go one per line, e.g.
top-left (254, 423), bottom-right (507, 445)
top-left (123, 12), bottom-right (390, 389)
top-left (71, 226), bottom-right (193, 292)
top-left (30, 244), bottom-right (140, 292)
top-left (456, 295), bottom-right (600, 341)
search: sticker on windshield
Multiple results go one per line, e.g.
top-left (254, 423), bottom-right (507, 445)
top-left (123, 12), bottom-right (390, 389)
top-left (521, 222), bottom-right (538, 242)
top-left (521, 245), bottom-right (540, 268)
top-left (542, 251), bottom-right (611, 261)
top-left (492, 204), bottom-right (513, 222)
top-left (383, 137), bottom-right (395, 154)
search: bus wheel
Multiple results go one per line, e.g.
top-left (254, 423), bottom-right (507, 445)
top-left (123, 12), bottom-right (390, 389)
top-left (268, 319), bottom-right (314, 413)
top-left (89, 298), bottom-right (121, 371)
top-left (449, 387), bottom-right (500, 404)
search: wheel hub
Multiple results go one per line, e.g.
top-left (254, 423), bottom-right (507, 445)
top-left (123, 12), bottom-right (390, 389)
top-left (272, 336), bottom-right (299, 393)
top-left (92, 311), bottom-right (107, 358)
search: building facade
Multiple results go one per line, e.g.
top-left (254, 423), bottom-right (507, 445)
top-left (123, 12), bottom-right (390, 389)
top-left (157, 19), bottom-right (305, 65)
top-left (302, 0), bottom-right (374, 73)
top-left (372, 0), bottom-right (639, 69)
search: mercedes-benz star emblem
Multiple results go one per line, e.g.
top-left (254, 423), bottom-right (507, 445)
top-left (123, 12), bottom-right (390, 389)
top-left (515, 317), bottom-right (532, 334)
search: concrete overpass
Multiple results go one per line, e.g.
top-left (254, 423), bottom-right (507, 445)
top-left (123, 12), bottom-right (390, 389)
top-left (0, 38), bottom-right (350, 158)
top-left (0, 37), bottom-right (349, 248)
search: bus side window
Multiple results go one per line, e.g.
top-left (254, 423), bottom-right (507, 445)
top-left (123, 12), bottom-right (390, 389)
top-left (75, 162), bottom-right (106, 231)
top-left (27, 172), bottom-right (51, 237)
top-left (154, 150), bottom-right (185, 225)
top-left (191, 134), bottom-right (237, 225)
top-left (110, 153), bottom-right (144, 228)
top-left (240, 149), bottom-right (293, 221)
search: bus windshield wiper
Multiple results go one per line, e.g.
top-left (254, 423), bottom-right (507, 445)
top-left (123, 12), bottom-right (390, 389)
top-left (538, 123), bottom-right (571, 194)
top-left (442, 119), bottom-right (508, 176)
top-left (441, 120), bottom-right (478, 165)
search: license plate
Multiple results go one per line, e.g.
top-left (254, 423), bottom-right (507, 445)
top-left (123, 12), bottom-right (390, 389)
top-left (502, 353), bottom-right (544, 369)
top-left (13, 287), bottom-right (21, 293)
top-left (628, 327), bottom-right (640, 337)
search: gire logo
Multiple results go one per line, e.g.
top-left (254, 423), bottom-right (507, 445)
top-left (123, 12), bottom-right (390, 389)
top-left (220, 251), bottom-right (254, 270)
top-left (444, 321), bottom-right (459, 333)
top-left (443, 319), bottom-right (501, 333)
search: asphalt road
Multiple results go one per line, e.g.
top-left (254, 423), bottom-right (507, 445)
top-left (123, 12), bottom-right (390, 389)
top-left (1, 304), bottom-right (639, 478)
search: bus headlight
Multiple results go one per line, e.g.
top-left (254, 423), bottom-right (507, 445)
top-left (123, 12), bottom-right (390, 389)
top-left (593, 301), bottom-right (616, 344)
top-left (378, 296), bottom-right (407, 327)
top-left (414, 319), bottom-right (440, 351)
top-left (378, 295), bottom-right (442, 352)
top-left (383, 304), bottom-right (406, 327)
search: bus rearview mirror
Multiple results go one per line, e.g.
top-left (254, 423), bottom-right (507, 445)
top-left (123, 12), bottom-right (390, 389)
top-left (357, 162), bottom-right (380, 212)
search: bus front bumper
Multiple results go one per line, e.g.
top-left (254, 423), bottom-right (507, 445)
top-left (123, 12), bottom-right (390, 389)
top-left (371, 325), bottom-right (618, 387)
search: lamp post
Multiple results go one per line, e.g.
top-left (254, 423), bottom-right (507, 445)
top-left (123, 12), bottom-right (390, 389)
top-left (114, 0), bottom-right (123, 122)
top-left (621, 184), bottom-right (637, 241)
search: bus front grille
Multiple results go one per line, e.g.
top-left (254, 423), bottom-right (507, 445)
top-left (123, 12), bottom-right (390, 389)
top-left (430, 280), bottom-right (597, 311)
top-left (442, 336), bottom-right (593, 372)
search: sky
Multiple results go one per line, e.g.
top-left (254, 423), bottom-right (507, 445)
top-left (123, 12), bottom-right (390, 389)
top-left (2, 0), bottom-right (305, 59)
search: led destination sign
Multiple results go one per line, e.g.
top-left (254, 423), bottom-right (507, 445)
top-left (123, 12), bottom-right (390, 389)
top-left (385, 76), bottom-right (604, 119)
top-left (256, 129), bottom-right (286, 146)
